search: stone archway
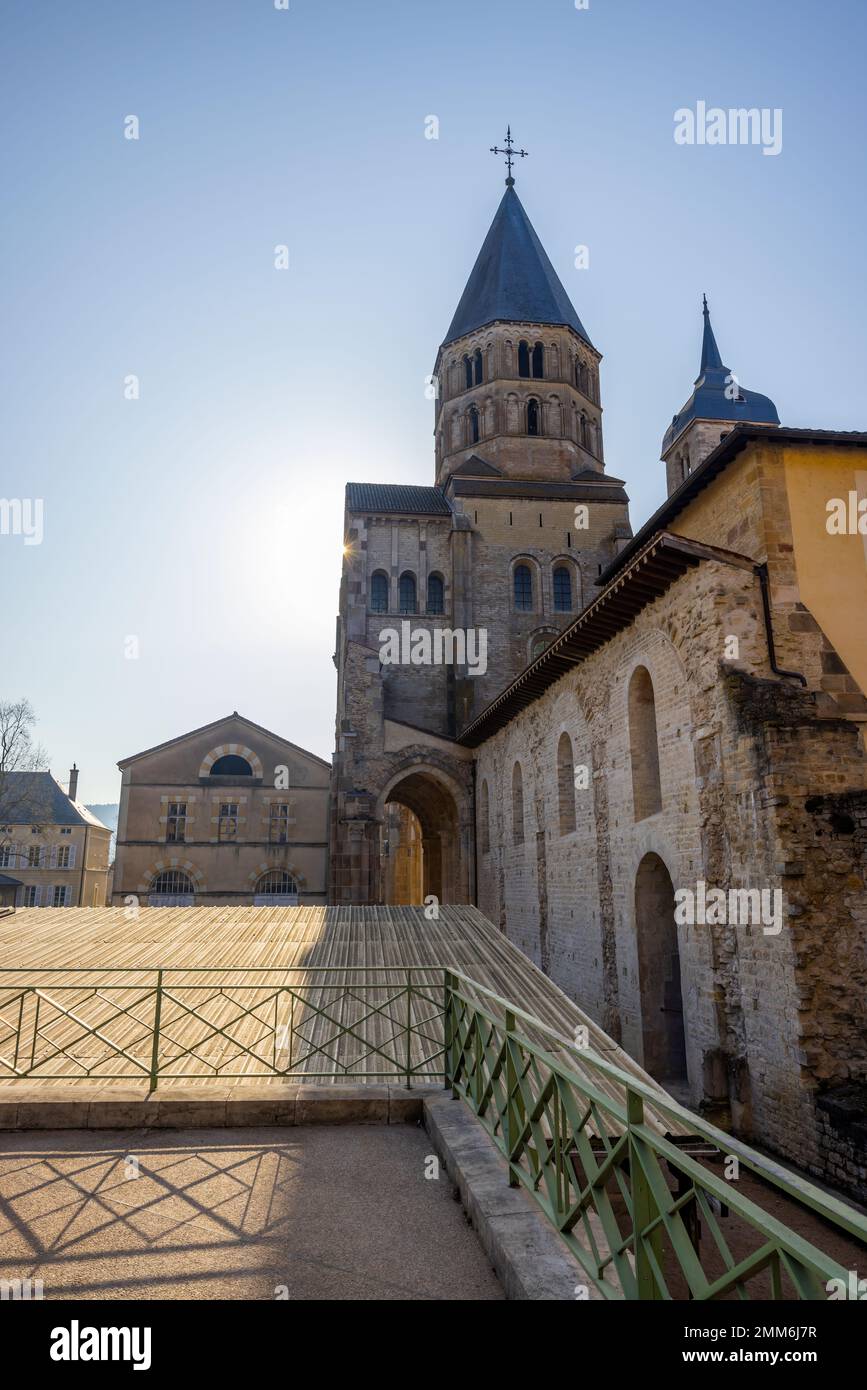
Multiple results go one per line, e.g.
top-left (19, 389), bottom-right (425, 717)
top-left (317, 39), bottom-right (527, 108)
top-left (634, 852), bottom-right (688, 1082)
top-left (376, 765), bottom-right (469, 905)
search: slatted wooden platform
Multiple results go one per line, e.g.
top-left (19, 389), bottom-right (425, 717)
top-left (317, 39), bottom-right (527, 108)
top-left (0, 905), bottom-right (683, 1130)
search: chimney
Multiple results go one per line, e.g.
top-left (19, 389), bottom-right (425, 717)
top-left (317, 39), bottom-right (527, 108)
top-left (68, 764), bottom-right (79, 802)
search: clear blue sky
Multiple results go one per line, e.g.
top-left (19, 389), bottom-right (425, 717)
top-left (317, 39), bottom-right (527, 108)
top-left (2, 0), bottom-right (865, 802)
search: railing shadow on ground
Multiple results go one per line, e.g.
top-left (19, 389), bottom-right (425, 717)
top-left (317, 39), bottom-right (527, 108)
top-left (0, 1127), bottom-right (502, 1301)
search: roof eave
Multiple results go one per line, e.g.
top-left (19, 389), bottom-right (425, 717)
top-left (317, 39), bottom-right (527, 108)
top-left (458, 531), bottom-right (730, 747)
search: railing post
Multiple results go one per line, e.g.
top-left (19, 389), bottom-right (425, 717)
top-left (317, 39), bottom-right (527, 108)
top-left (443, 970), bottom-right (454, 1092)
top-left (473, 1012), bottom-right (484, 1112)
top-left (148, 970), bottom-right (163, 1094)
top-left (405, 969), bottom-right (413, 1090)
top-left (13, 990), bottom-right (25, 1073)
top-left (627, 1086), bottom-right (660, 1300)
top-left (505, 1009), bottom-right (518, 1187)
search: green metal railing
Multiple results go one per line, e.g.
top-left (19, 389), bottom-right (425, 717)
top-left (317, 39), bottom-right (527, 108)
top-left (1, 963), bottom-right (865, 1299)
top-left (444, 970), bottom-right (867, 1302)
top-left (0, 967), bottom-right (445, 1088)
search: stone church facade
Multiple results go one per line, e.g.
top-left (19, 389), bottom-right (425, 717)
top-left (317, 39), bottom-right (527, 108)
top-left (331, 175), bottom-right (867, 1197)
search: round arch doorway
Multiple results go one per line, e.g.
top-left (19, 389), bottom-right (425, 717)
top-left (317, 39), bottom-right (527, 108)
top-left (634, 852), bottom-right (688, 1084)
top-left (377, 766), bottom-right (468, 906)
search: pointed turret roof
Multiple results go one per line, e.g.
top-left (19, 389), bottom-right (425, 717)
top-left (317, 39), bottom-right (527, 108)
top-left (442, 185), bottom-right (593, 349)
top-left (662, 297), bottom-right (779, 454)
top-left (699, 294), bottom-right (723, 372)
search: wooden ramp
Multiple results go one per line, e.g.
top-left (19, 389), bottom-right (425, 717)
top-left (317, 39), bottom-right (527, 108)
top-left (0, 905), bottom-right (684, 1130)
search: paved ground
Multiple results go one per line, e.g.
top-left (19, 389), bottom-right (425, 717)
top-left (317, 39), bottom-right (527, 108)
top-left (0, 1125), bottom-right (504, 1300)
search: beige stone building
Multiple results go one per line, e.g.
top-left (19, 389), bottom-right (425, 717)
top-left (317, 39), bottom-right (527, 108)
top-left (0, 768), bottom-right (111, 907)
top-left (331, 171), bottom-right (867, 1200)
top-left (112, 714), bottom-right (329, 906)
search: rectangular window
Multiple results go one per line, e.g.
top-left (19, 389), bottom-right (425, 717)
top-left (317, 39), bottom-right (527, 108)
top-left (27, 845), bottom-right (42, 868)
top-left (24, 886), bottom-right (38, 907)
top-left (0, 846), bottom-right (14, 869)
top-left (60, 827), bottom-right (72, 836)
top-left (52, 885), bottom-right (69, 907)
top-left (166, 802), bottom-right (187, 843)
top-left (56, 845), bottom-right (71, 868)
top-left (269, 804), bottom-right (290, 844)
top-left (219, 803), bottom-right (238, 841)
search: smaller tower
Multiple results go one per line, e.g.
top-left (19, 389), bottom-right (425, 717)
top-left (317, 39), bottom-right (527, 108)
top-left (662, 296), bottom-right (779, 496)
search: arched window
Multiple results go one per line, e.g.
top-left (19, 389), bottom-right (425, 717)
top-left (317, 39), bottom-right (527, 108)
top-left (479, 779), bottom-right (490, 855)
top-left (473, 348), bottom-right (483, 385)
top-left (148, 870), bottom-right (195, 906)
top-left (399, 572), bottom-right (417, 614)
top-left (557, 732), bottom-right (576, 835)
top-left (513, 564), bottom-right (533, 611)
top-left (463, 355), bottom-right (473, 389)
top-left (370, 570), bottom-right (389, 613)
top-left (580, 413), bottom-right (589, 448)
top-left (527, 398), bottom-right (540, 436)
top-left (210, 754), bottom-right (253, 777)
top-left (254, 870), bottom-right (299, 905)
top-left (427, 573), bottom-right (444, 614)
top-left (255, 872), bottom-right (300, 895)
top-left (512, 762), bottom-right (524, 845)
top-left (628, 666), bottom-right (663, 820)
top-left (518, 340), bottom-right (530, 378)
top-left (530, 634), bottom-right (551, 660)
top-left (469, 404), bottom-right (480, 443)
top-left (532, 341), bottom-right (544, 378)
top-left (553, 566), bottom-right (572, 612)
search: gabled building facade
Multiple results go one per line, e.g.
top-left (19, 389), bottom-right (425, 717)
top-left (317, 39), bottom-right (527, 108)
top-left (112, 713), bottom-right (329, 907)
top-left (0, 768), bottom-right (111, 907)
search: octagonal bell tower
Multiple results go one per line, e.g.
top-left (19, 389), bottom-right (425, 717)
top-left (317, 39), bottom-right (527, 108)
top-left (433, 181), bottom-right (604, 488)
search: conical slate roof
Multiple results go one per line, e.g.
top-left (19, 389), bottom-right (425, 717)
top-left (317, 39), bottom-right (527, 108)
top-left (442, 185), bottom-right (592, 349)
top-left (662, 297), bottom-right (779, 453)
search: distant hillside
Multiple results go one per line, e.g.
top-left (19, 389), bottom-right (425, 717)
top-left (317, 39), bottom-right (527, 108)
top-left (87, 804), bottom-right (118, 832)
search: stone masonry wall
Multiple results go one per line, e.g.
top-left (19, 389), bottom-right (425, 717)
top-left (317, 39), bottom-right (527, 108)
top-left (475, 552), bottom-right (867, 1194)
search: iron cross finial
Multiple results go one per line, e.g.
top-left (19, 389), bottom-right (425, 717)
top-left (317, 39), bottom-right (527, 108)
top-left (490, 125), bottom-right (528, 186)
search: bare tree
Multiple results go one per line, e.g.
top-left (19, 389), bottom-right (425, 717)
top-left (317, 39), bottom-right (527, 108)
top-left (0, 699), bottom-right (50, 854)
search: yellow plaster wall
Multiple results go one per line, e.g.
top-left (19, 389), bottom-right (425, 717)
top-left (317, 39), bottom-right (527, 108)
top-left (783, 446), bottom-right (867, 694)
